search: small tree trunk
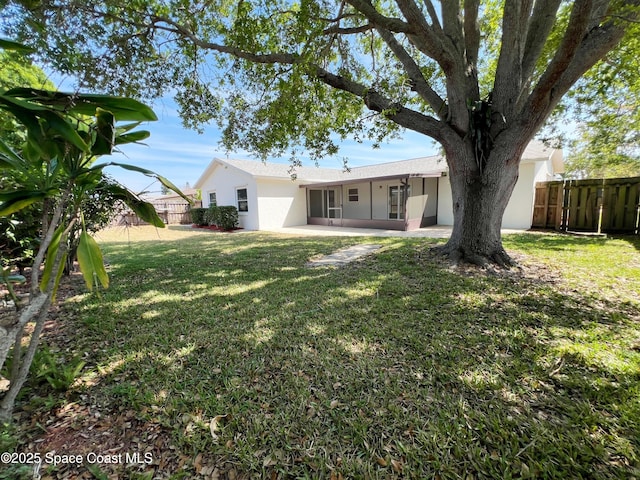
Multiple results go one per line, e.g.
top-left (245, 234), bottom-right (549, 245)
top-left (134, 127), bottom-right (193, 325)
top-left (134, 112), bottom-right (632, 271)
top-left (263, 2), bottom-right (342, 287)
top-left (0, 215), bottom-right (70, 421)
top-left (437, 146), bottom-right (521, 267)
top-left (0, 302), bottom-right (50, 422)
top-left (0, 293), bottom-right (49, 372)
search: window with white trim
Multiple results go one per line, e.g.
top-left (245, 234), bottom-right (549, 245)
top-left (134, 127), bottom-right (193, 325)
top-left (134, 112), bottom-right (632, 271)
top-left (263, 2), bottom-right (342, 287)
top-left (348, 188), bottom-right (359, 202)
top-left (236, 187), bottom-right (248, 212)
top-left (208, 192), bottom-right (217, 206)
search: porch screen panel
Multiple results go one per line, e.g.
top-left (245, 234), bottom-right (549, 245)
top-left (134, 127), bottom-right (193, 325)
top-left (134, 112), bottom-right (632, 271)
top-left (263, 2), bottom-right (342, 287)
top-left (309, 189), bottom-right (324, 217)
top-left (389, 186), bottom-right (401, 219)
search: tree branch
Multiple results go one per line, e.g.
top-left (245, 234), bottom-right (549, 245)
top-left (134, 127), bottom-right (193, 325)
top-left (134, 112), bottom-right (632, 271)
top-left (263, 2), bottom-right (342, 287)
top-left (526, 0), bottom-right (596, 110)
top-left (493, 1), bottom-right (534, 118)
top-left (29, 188), bottom-right (70, 297)
top-left (518, 4), bottom-right (637, 138)
top-left (521, 0), bottom-right (563, 90)
top-left (342, 0), bottom-right (413, 33)
top-left (463, 0), bottom-right (481, 68)
top-left (374, 27), bottom-right (448, 118)
top-left (139, 13), bottom-right (449, 142)
top-left (323, 23), bottom-right (374, 35)
top-left (422, 0), bottom-right (443, 32)
top-left (314, 67), bottom-right (447, 142)
top-left (394, 0), bottom-right (454, 67)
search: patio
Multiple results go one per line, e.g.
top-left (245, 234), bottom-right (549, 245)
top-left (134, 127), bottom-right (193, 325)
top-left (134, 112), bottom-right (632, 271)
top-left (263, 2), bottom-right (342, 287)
top-left (267, 224), bottom-right (528, 238)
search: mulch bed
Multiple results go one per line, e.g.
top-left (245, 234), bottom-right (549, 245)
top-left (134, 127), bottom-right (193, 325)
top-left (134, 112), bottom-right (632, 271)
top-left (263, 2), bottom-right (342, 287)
top-left (191, 224), bottom-right (243, 232)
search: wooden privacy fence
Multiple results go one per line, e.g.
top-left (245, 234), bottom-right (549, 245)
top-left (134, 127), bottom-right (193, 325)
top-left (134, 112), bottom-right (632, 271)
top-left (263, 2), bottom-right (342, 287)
top-left (112, 201), bottom-right (201, 226)
top-left (532, 177), bottom-right (640, 234)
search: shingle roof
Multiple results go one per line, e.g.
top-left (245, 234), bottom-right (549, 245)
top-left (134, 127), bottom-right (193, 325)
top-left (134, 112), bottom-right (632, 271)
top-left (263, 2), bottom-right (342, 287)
top-left (194, 140), bottom-right (558, 188)
top-left (218, 158), bottom-right (345, 181)
top-left (346, 155), bottom-right (447, 179)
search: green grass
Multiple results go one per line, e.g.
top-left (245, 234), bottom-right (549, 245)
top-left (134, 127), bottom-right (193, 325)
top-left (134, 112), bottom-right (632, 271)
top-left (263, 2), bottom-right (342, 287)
top-left (32, 227), bottom-right (640, 478)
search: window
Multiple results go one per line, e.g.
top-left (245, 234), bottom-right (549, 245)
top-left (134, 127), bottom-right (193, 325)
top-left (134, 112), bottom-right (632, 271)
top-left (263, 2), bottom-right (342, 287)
top-left (208, 192), bottom-right (217, 206)
top-left (236, 187), bottom-right (248, 212)
top-left (348, 188), bottom-right (359, 202)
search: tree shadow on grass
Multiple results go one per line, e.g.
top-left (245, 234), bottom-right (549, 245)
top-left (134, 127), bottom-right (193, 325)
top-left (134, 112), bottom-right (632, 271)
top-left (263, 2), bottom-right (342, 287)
top-left (506, 230), bottom-right (640, 252)
top-left (19, 234), bottom-right (640, 479)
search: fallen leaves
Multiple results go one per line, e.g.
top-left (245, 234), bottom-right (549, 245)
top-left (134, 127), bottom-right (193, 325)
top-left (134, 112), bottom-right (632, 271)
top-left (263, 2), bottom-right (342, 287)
top-left (209, 414), bottom-right (229, 443)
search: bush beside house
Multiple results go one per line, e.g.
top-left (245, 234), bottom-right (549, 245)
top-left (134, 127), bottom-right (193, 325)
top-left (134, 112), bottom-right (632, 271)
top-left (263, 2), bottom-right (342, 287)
top-left (190, 207), bottom-right (208, 226)
top-left (191, 205), bottom-right (239, 231)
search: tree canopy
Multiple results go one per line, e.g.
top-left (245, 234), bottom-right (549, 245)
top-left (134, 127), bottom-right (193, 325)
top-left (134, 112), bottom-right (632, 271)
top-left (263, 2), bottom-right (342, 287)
top-left (5, 1), bottom-right (636, 160)
top-left (0, 50), bottom-right (55, 149)
top-left (562, 20), bottom-right (640, 178)
top-left (6, 0), bottom-right (638, 264)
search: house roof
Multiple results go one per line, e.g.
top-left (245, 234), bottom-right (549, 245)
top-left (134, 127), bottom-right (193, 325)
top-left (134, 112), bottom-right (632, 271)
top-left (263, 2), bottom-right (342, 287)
top-left (194, 158), bottom-right (345, 189)
top-left (194, 140), bottom-right (562, 188)
top-left (149, 188), bottom-right (199, 202)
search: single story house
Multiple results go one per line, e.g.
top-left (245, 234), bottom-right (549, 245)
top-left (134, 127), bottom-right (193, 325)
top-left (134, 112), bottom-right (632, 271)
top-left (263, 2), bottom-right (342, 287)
top-left (193, 141), bottom-right (564, 231)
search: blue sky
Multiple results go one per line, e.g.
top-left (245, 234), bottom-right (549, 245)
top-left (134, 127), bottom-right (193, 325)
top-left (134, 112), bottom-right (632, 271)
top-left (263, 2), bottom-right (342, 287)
top-left (47, 72), bottom-right (439, 195)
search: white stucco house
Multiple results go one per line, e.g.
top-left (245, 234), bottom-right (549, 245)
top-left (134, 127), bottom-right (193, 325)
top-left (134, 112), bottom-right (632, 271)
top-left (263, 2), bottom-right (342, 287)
top-left (194, 141), bottom-right (564, 231)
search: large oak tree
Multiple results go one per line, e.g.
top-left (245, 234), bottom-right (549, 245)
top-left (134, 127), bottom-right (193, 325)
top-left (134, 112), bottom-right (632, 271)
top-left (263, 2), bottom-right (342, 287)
top-left (6, 0), bottom-right (639, 265)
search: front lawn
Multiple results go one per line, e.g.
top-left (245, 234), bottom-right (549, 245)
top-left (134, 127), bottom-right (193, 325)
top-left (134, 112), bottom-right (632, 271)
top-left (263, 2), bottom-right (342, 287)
top-left (8, 227), bottom-right (640, 479)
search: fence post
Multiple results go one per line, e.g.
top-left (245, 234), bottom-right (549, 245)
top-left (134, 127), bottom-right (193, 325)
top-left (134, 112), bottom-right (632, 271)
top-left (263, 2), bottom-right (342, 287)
top-left (597, 181), bottom-right (604, 235)
top-left (560, 180), bottom-right (570, 232)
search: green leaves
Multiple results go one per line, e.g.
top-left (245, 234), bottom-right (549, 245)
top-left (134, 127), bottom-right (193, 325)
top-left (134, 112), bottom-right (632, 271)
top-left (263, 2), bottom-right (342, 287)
top-left (39, 225), bottom-right (69, 301)
top-left (2, 88), bottom-right (158, 122)
top-left (39, 225), bottom-right (64, 293)
top-left (0, 38), bottom-right (34, 53)
top-left (0, 137), bottom-right (27, 170)
top-left (105, 162), bottom-right (192, 204)
top-left (0, 88), bottom-right (157, 161)
top-left (77, 231), bottom-right (109, 291)
top-left (92, 108), bottom-right (116, 155)
top-left (0, 274), bottom-right (26, 285)
top-left (96, 180), bottom-right (166, 228)
top-left (0, 190), bottom-right (47, 216)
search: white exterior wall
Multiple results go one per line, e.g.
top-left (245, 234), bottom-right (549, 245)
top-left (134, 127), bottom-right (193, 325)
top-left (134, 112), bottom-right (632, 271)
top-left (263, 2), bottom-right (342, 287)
top-left (371, 181), bottom-right (390, 220)
top-left (199, 163), bottom-right (258, 230)
top-left (437, 175), bottom-right (454, 226)
top-left (502, 163), bottom-right (535, 229)
top-left (341, 182), bottom-right (371, 219)
top-left (424, 178), bottom-right (438, 217)
top-left (406, 178), bottom-right (424, 219)
top-left (255, 178), bottom-right (308, 229)
top-left (437, 162), bottom-right (540, 229)
top-left (533, 158), bottom-right (556, 183)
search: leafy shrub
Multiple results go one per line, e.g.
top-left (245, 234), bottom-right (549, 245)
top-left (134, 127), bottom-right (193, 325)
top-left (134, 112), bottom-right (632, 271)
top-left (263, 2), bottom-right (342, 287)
top-left (190, 207), bottom-right (208, 226)
top-left (65, 176), bottom-right (126, 274)
top-left (217, 206), bottom-right (239, 230)
top-left (0, 182), bottom-right (41, 274)
top-left (1, 345), bottom-right (85, 393)
top-left (32, 347), bottom-right (86, 392)
top-left (205, 205), bottom-right (220, 226)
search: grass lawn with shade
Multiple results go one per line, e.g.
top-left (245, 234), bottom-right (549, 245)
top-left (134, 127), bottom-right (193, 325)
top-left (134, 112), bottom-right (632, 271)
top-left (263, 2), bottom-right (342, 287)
top-left (5, 226), bottom-right (640, 479)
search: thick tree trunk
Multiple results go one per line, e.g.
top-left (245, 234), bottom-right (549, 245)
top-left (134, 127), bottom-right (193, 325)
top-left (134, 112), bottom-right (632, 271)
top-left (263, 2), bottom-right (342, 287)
top-left (437, 145), bottom-right (522, 267)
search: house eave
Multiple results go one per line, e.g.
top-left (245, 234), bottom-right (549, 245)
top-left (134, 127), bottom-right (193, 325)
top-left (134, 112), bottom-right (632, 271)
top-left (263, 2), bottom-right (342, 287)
top-left (299, 172), bottom-right (443, 189)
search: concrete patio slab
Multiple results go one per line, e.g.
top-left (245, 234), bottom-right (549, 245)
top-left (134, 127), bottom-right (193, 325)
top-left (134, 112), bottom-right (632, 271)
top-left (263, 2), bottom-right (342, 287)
top-left (268, 225), bottom-right (526, 238)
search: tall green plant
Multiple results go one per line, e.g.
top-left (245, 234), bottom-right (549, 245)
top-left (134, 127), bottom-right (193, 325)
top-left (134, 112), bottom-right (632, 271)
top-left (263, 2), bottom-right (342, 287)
top-left (0, 40), bottom-right (189, 421)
